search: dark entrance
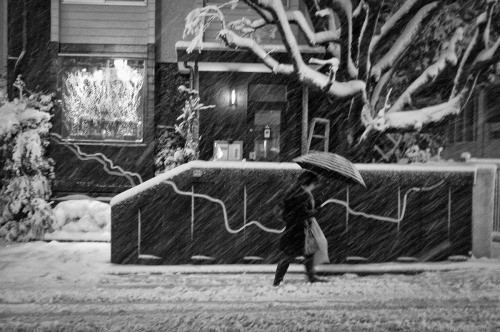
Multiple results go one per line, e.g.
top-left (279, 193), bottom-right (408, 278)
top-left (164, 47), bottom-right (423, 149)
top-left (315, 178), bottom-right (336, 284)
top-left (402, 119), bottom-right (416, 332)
top-left (198, 72), bottom-right (303, 162)
top-left (246, 83), bottom-right (287, 162)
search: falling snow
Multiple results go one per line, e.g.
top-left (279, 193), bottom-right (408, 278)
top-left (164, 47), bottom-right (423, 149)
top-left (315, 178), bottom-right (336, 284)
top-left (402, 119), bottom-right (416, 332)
top-left (1, 241), bottom-right (500, 331)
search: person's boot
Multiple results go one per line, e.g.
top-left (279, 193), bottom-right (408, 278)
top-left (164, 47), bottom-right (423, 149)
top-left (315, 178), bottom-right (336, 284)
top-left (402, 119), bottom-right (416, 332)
top-left (273, 260), bottom-right (289, 286)
top-left (304, 256), bottom-right (328, 283)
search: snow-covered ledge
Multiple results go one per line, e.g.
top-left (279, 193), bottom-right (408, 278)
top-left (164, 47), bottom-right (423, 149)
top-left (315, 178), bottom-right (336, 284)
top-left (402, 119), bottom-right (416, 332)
top-left (111, 160), bottom-right (302, 205)
top-left (110, 160), bottom-right (483, 205)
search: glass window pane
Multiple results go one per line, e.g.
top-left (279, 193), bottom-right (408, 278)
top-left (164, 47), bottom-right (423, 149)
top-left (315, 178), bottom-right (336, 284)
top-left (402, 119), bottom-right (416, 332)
top-left (61, 57), bottom-right (145, 142)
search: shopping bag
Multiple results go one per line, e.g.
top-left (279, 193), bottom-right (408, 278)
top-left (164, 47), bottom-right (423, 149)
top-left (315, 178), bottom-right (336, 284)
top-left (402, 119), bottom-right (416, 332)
top-left (311, 218), bottom-right (330, 265)
top-left (304, 221), bottom-right (319, 255)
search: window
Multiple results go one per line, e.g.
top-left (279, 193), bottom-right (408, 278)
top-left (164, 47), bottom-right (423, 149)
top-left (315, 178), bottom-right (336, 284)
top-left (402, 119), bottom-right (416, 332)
top-left (248, 84), bottom-right (286, 161)
top-left (62, 0), bottom-right (146, 6)
top-left (61, 57), bottom-right (145, 142)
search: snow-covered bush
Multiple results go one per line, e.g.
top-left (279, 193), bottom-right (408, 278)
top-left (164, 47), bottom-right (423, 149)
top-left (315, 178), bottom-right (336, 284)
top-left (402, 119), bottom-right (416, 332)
top-left (0, 83), bottom-right (56, 242)
top-left (154, 128), bottom-right (185, 175)
top-left (155, 85), bottom-right (214, 175)
top-left (53, 199), bottom-right (110, 231)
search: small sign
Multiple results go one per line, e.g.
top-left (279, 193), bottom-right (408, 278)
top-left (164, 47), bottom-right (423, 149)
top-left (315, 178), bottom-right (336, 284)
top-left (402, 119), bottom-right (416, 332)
top-left (228, 143), bottom-right (242, 160)
top-left (264, 125), bottom-right (271, 139)
top-left (213, 141), bottom-right (243, 161)
top-left (214, 141), bottom-right (229, 160)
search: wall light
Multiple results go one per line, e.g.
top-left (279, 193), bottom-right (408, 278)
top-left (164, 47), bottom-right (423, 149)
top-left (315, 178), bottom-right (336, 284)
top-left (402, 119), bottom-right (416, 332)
top-left (230, 89), bottom-right (236, 106)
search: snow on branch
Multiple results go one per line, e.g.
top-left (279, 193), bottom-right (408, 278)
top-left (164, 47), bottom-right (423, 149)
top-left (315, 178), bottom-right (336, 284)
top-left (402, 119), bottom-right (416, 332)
top-left (322, 0), bottom-right (358, 79)
top-left (451, 0), bottom-right (497, 98)
top-left (357, 1), bottom-right (382, 82)
top-left (291, 9), bottom-right (340, 45)
top-left (371, 2), bottom-right (439, 82)
top-left (183, 1), bottom-right (239, 53)
top-left (387, 27), bottom-right (464, 114)
top-left (227, 9), bottom-right (340, 46)
top-left (299, 64), bottom-right (367, 100)
top-left (227, 17), bottom-right (268, 32)
top-left (473, 38), bottom-right (500, 71)
top-left (369, 47), bottom-right (410, 111)
top-left (218, 29), bottom-right (294, 74)
top-left (480, 0), bottom-right (497, 51)
top-left (384, 95), bottom-right (462, 130)
top-left (370, 0), bottom-right (437, 53)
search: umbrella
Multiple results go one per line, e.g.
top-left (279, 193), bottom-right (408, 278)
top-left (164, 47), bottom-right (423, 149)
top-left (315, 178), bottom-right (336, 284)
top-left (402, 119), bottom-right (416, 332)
top-left (293, 152), bottom-right (366, 188)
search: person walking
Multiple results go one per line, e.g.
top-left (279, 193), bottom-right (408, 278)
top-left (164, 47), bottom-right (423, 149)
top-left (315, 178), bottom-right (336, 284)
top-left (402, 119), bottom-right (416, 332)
top-left (273, 171), bottom-right (328, 286)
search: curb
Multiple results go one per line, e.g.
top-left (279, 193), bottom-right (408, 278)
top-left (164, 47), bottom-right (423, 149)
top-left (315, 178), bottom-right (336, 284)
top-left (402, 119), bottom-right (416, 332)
top-left (106, 261), bottom-right (499, 276)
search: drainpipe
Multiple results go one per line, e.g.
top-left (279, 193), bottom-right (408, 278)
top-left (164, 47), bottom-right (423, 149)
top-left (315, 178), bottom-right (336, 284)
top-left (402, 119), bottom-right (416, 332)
top-left (13, 0), bottom-right (27, 76)
top-left (182, 61), bottom-right (201, 145)
top-left (194, 61), bottom-right (199, 91)
top-left (184, 61), bottom-right (194, 90)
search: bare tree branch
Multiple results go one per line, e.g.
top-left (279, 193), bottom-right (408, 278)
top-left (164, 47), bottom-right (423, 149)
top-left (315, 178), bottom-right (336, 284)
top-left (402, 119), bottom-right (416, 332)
top-left (229, 8), bottom-right (341, 45)
top-left (371, 2), bottom-right (439, 82)
top-left (289, 9), bottom-right (341, 45)
top-left (481, 0), bottom-right (497, 49)
top-left (319, 0), bottom-right (358, 79)
top-left (351, 0), bottom-right (368, 64)
top-left (369, 47), bottom-right (409, 111)
top-left (451, 0), bottom-right (496, 98)
top-left (473, 37), bottom-right (500, 71)
top-left (357, 0), bottom-right (382, 82)
top-left (243, 0), bottom-right (274, 22)
top-left (218, 29), bottom-right (294, 74)
top-left (253, 0), bottom-right (366, 98)
top-left (387, 27), bottom-right (464, 114)
top-left (183, 0), bottom-right (498, 144)
top-left (370, 0), bottom-right (437, 53)
top-left (384, 95), bottom-right (462, 130)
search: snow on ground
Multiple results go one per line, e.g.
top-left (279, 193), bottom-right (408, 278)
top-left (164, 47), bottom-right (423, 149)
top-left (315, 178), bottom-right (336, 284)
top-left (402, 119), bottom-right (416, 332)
top-left (1, 241), bottom-right (500, 331)
top-left (2, 197), bottom-right (500, 331)
top-left (44, 199), bottom-right (111, 242)
top-left (1, 241), bottom-right (500, 304)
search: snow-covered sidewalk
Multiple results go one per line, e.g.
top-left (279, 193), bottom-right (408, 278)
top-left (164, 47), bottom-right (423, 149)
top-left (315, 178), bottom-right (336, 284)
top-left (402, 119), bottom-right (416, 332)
top-left (1, 241), bottom-right (500, 331)
top-left (2, 241), bottom-right (500, 282)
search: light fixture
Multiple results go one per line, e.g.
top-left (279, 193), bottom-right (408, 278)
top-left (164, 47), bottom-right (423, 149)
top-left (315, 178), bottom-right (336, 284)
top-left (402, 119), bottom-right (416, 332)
top-left (230, 89), bottom-right (236, 106)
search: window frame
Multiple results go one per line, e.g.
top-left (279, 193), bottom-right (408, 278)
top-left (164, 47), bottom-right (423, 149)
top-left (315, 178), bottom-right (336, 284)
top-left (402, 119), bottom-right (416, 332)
top-left (59, 55), bottom-right (147, 144)
top-left (61, 0), bottom-right (147, 6)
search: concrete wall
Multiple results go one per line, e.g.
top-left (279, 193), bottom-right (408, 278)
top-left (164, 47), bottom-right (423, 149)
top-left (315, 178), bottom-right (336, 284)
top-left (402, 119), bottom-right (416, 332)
top-left (467, 159), bottom-right (500, 258)
top-left (472, 164), bottom-right (497, 258)
top-left (110, 162), bottom-right (495, 265)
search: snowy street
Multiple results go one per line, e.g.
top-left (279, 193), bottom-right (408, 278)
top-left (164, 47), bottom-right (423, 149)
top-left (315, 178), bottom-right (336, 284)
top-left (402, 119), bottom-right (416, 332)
top-left (1, 242), bottom-right (500, 331)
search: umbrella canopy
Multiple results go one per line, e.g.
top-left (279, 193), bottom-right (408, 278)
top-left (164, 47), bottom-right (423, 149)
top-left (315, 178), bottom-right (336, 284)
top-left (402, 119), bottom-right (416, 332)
top-left (293, 152), bottom-right (366, 188)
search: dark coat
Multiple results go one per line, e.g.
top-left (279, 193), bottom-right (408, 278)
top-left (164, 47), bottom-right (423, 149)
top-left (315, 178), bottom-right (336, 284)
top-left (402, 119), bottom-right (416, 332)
top-left (279, 186), bottom-right (316, 256)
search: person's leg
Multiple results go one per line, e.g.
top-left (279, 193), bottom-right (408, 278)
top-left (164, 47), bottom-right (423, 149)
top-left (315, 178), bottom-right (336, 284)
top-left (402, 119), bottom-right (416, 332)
top-left (304, 255), bottom-right (328, 283)
top-left (273, 255), bottom-right (293, 286)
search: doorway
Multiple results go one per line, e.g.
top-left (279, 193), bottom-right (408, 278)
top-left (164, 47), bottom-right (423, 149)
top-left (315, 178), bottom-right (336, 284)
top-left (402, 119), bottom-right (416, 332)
top-left (246, 84), bottom-right (287, 162)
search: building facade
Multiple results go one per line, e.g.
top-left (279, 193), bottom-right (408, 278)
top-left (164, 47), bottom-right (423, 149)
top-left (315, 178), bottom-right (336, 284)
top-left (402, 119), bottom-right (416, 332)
top-left (2, 0), bottom-right (499, 198)
top-left (23, 0), bottom-right (325, 198)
